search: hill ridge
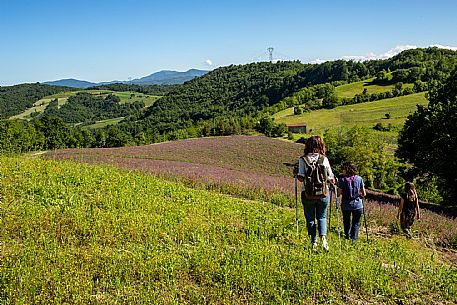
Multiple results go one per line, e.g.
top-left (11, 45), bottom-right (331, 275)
top-left (43, 69), bottom-right (209, 88)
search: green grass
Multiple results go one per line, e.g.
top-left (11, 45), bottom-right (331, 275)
top-left (274, 93), bottom-right (428, 133)
top-left (0, 156), bottom-right (455, 304)
top-left (335, 78), bottom-right (414, 98)
top-left (10, 97), bottom-right (69, 120)
top-left (84, 117), bottom-right (126, 129)
top-left (112, 91), bottom-right (161, 107)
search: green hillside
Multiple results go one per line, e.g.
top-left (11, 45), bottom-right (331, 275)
top-left (0, 83), bottom-right (77, 118)
top-left (273, 92), bottom-right (428, 133)
top-left (2, 47), bottom-right (457, 152)
top-left (83, 117), bottom-right (126, 129)
top-left (10, 91), bottom-right (82, 120)
top-left (334, 77), bottom-right (414, 98)
top-left (117, 61), bottom-right (306, 135)
top-left (0, 156), bottom-right (455, 303)
top-left (11, 90), bottom-right (160, 122)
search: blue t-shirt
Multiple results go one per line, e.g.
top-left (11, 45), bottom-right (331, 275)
top-left (338, 175), bottom-right (364, 211)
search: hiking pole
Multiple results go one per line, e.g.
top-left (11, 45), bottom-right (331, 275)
top-left (328, 186), bottom-right (332, 235)
top-left (283, 162), bottom-right (299, 236)
top-left (295, 174), bottom-right (299, 235)
top-left (334, 185), bottom-right (342, 253)
top-left (362, 197), bottom-right (369, 243)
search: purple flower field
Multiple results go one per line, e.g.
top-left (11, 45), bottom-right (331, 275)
top-left (365, 199), bottom-right (457, 250)
top-left (45, 136), bottom-right (302, 201)
top-left (44, 135), bottom-right (457, 250)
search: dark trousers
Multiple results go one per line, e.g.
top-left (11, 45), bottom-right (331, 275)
top-left (400, 210), bottom-right (416, 238)
top-left (342, 209), bottom-right (363, 241)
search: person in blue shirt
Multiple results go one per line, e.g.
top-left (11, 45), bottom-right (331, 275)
top-left (337, 162), bottom-right (366, 242)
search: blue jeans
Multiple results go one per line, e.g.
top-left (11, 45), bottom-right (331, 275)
top-left (301, 192), bottom-right (329, 243)
top-left (342, 209), bottom-right (363, 241)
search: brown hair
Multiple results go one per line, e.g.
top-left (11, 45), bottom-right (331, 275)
top-left (304, 135), bottom-right (326, 155)
top-left (342, 161), bottom-right (357, 176)
top-left (405, 182), bottom-right (417, 201)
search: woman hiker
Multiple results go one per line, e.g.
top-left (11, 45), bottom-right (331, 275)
top-left (296, 135), bottom-right (335, 251)
top-left (337, 162), bottom-right (366, 243)
top-left (397, 182), bottom-right (420, 238)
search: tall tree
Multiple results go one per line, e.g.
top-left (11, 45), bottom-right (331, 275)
top-left (397, 69), bottom-right (457, 203)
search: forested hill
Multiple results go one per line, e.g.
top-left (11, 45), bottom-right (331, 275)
top-left (0, 83), bottom-right (77, 118)
top-left (2, 48), bottom-right (457, 139)
top-left (118, 61), bottom-right (305, 135)
top-left (118, 47), bottom-right (457, 136)
top-left (288, 47), bottom-right (457, 89)
top-left (43, 78), bottom-right (97, 89)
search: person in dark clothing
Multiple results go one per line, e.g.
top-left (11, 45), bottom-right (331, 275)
top-left (397, 182), bottom-right (420, 238)
top-left (337, 162), bottom-right (366, 242)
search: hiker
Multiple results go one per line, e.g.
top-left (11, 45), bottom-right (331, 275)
top-left (296, 135), bottom-right (335, 251)
top-left (337, 162), bottom-right (366, 242)
top-left (397, 182), bottom-right (420, 238)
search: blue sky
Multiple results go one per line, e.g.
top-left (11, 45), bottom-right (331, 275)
top-left (1, 0), bottom-right (457, 85)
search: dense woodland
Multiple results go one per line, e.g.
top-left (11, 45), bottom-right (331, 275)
top-left (397, 69), bottom-right (457, 203)
top-left (42, 92), bottom-right (145, 124)
top-left (1, 47), bottom-right (457, 203)
top-left (0, 83), bottom-right (76, 118)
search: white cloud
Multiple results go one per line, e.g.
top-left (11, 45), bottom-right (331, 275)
top-left (430, 44), bottom-right (457, 51)
top-left (381, 45), bottom-right (418, 58)
top-left (307, 44), bottom-right (457, 64)
top-left (342, 52), bottom-right (379, 61)
top-left (342, 45), bottom-right (417, 62)
top-left (309, 58), bottom-right (328, 64)
top-left (205, 59), bottom-right (213, 66)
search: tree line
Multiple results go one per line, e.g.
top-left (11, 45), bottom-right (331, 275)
top-left (41, 92), bottom-right (144, 125)
top-left (397, 68), bottom-right (457, 204)
top-left (0, 83), bottom-right (76, 118)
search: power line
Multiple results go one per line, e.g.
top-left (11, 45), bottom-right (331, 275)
top-left (267, 47), bottom-right (274, 62)
top-left (248, 47), bottom-right (298, 63)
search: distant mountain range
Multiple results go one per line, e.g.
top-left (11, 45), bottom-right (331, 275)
top-left (43, 69), bottom-right (208, 88)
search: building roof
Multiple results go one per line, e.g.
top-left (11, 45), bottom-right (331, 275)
top-left (286, 123), bottom-right (306, 127)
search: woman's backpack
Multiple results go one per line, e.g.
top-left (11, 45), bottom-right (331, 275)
top-left (302, 155), bottom-right (329, 199)
top-left (342, 175), bottom-right (360, 201)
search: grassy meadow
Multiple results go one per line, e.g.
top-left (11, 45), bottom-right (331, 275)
top-left (273, 93), bottom-right (428, 133)
top-left (334, 78), bottom-right (414, 98)
top-left (0, 156), bottom-right (456, 304)
top-left (83, 117), bottom-right (126, 129)
top-left (45, 136), bottom-right (457, 250)
top-left (112, 91), bottom-right (161, 107)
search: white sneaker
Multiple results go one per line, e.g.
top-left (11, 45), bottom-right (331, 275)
top-left (321, 236), bottom-right (329, 251)
top-left (312, 241), bottom-right (318, 251)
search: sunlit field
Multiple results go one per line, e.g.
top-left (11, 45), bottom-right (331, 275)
top-left (0, 156), bottom-right (456, 304)
top-left (273, 93), bottom-right (428, 133)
